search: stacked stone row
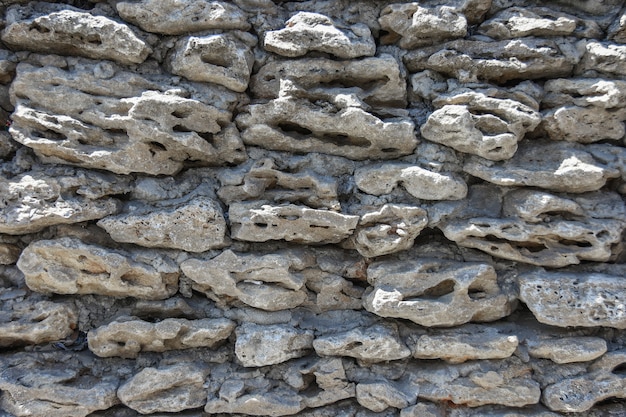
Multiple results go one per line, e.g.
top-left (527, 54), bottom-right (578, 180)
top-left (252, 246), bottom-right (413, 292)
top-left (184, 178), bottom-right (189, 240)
top-left (2, 0), bottom-right (626, 416)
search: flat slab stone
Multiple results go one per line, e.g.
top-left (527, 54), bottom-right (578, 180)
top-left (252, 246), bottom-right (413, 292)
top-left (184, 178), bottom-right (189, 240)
top-left (235, 323), bottom-right (314, 367)
top-left (527, 337), bottom-right (607, 364)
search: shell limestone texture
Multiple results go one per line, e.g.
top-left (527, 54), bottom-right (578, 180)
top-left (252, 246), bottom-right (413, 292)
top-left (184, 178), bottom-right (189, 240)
top-left (3, 0), bottom-right (626, 416)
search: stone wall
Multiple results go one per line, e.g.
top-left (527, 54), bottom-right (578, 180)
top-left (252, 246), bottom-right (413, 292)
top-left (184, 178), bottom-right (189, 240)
top-left (2, 0), bottom-right (626, 416)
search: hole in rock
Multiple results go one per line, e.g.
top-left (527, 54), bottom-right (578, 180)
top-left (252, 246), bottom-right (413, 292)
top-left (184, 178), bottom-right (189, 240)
top-left (200, 53), bottom-right (230, 68)
top-left (84, 34), bottom-right (102, 45)
top-left (421, 279), bottom-right (455, 299)
top-left (33, 129), bottom-right (66, 141)
top-left (277, 122), bottom-right (313, 136)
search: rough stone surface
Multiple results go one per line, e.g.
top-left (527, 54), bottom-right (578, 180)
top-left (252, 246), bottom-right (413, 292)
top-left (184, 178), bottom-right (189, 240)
top-left (527, 337), bottom-right (607, 364)
top-left (235, 323), bottom-right (314, 367)
top-left (577, 41), bottom-right (626, 77)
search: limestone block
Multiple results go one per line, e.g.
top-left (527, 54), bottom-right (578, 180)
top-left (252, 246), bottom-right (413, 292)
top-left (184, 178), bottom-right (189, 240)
top-left (543, 350), bottom-right (626, 412)
top-left (421, 88), bottom-right (541, 161)
top-left (405, 38), bottom-right (580, 83)
top-left (229, 202), bottom-right (359, 244)
top-left (354, 163), bottom-right (467, 200)
top-left (88, 317), bottom-right (235, 358)
top-left (608, 10), bottom-right (626, 43)
top-left (0, 291), bottom-right (77, 347)
top-left (543, 78), bottom-right (626, 109)
top-left (412, 325), bottom-right (519, 364)
top-left (218, 158), bottom-right (340, 210)
top-left (304, 270), bottom-right (364, 312)
top-left (206, 385), bottom-right (304, 416)
top-left (265, 12), bottom-right (375, 59)
top-left (97, 195), bottom-right (228, 252)
top-left (17, 237), bottom-right (179, 300)
top-left (356, 381), bottom-right (413, 412)
top-left (10, 60), bottom-right (246, 175)
top-left (416, 358), bottom-right (541, 407)
top-left (348, 204), bottom-right (428, 258)
top-left (401, 403), bottom-right (442, 417)
top-left (364, 259), bottom-right (515, 327)
top-left (313, 323), bottom-right (411, 363)
top-left (0, 167), bottom-right (126, 235)
top-left (181, 249), bottom-right (313, 311)
top-left (527, 337), bottom-right (607, 364)
top-left (116, 0), bottom-right (250, 35)
top-left (167, 32), bottom-right (256, 92)
top-left (1, 3), bottom-right (150, 65)
top-left (577, 41), bottom-right (626, 77)
top-left (118, 363), bottom-right (210, 414)
top-left (477, 7), bottom-right (601, 39)
top-left (251, 54), bottom-right (406, 107)
top-left (379, 4), bottom-right (466, 49)
top-left (0, 352), bottom-right (120, 417)
top-left (519, 271), bottom-right (626, 329)
top-left (235, 323), bottom-right (314, 367)
top-left (463, 141), bottom-right (619, 193)
top-left (295, 357), bottom-right (356, 408)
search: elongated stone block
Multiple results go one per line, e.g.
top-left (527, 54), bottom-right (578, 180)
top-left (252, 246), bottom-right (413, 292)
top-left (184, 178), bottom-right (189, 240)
top-left (235, 323), bottom-right (314, 367)
top-left (527, 337), bottom-right (607, 364)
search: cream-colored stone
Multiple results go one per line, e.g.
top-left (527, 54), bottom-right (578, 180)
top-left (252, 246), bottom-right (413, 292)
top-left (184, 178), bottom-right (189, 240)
top-left (235, 323), bottom-right (314, 367)
top-left (527, 337), bottom-right (607, 364)
top-left (577, 41), bottom-right (626, 77)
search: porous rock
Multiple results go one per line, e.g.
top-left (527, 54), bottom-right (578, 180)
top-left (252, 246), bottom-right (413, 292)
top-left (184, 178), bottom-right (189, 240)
top-left (116, 0), bottom-right (250, 35)
top-left (87, 316), bottom-right (235, 358)
top-left (17, 237), bottom-right (179, 300)
top-left (608, 10), bottom-right (626, 43)
top-left (364, 259), bottom-right (515, 327)
top-left (264, 12), bottom-right (375, 59)
top-left (117, 363), bottom-right (210, 414)
top-left (235, 323), bottom-right (314, 367)
top-left (1, 2), bottom-right (150, 65)
top-left (527, 337), bottom-right (607, 364)
top-left (577, 41), bottom-right (626, 77)
top-left (356, 380), bottom-right (414, 412)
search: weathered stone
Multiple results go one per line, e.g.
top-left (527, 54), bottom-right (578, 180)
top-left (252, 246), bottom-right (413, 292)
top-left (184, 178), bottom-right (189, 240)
top-left (463, 141), bottom-right (619, 193)
top-left (356, 381), bottom-right (413, 412)
top-left (97, 194), bottom-right (228, 252)
top-left (354, 163), bottom-right (467, 200)
top-left (304, 269), bottom-right (364, 312)
top-left (421, 87), bottom-right (541, 161)
top-left (379, 4), bottom-right (466, 49)
top-left (116, 0), bottom-right (250, 35)
top-left (0, 290), bottom-right (77, 347)
top-left (364, 259), bottom-right (515, 327)
top-left (0, 352), bottom-right (120, 417)
top-left (415, 358), bottom-right (541, 407)
top-left (313, 323), bottom-right (411, 363)
top-left (88, 317), bottom-right (235, 358)
top-left (10, 59), bottom-right (246, 175)
top-left (218, 158), bottom-right (340, 210)
top-left (527, 337), bottom-right (607, 364)
top-left (519, 271), bottom-right (626, 329)
top-left (166, 32), bottom-right (256, 92)
top-left (608, 10), bottom-right (626, 43)
top-left (405, 38), bottom-right (580, 83)
top-left (543, 350), bottom-right (626, 412)
top-left (251, 54), bottom-right (407, 107)
top-left (182, 249), bottom-right (313, 311)
top-left (118, 363), bottom-right (210, 414)
top-left (577, 41), bottom-right (626, 77)
top-left (413, 325), bottom-right (518, 364)
top-left (294, 357), bottom-right (356, 408)
top-left (1, 3), bottom-right (150, 65)
top-left (265, 12), bottom-right (375, 59)
top-left (0, 167), bottom-right (126, 235)
top-left (235, 323), bottom-right (314, 367)
top-left (17, 237), bottom-right (179, 300)
top-left (401, 402), bottom-right (442, 417)
top-left (0, 242), bottom-right (21, 264)
top-left (229, 202), bottom-right (359, 244)
top-left (347, 204), bottom-right (428, 258)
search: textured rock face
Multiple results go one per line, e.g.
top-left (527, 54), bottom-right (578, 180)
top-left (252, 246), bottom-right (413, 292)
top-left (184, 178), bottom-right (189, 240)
top-left (236, 323), bottom-right (314, 367)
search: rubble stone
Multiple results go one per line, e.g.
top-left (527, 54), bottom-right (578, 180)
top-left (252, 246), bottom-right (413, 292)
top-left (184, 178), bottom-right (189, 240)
top-left (356, 380), bottom-right (413, 412)
top-left (235, 323), bottom-right (314, 367)
top-left (577, 41), bottom-right (626, 77)
top-left (527, 337), bottom-right (607, 364)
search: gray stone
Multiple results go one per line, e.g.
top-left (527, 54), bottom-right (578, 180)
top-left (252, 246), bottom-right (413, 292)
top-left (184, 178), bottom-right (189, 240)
top-left (1, 3), bottom-right (150, 65)
top-left (166, 32), bottom-right (256, 92)
top-left (116, 0), bottom-right (250, 35)
top-left (17, 237), bottom-right (179, 300)
top-left (304, 269), bottom-right (364, 312)
top-left (265, 12), bottom-right (375, 59)
top-left (181, 249), bottom-right (314, 311)
top-left (88, 317), bottom-right (235, 358)
top-left (519, 271), bottom-right (626, 329)
top-left (295, 357), bottom-right (356, 408)
top-left (356, 381), bottom-right (413, 412)
top-left (577, 41), bottom-right (626, 77)
top-left (608, 10), bottom-right (626, 43)
top-left (527, 337), bottom-right (607, 364)
top-left (235, 323), bottom-right (314, 367)
top-left (313, 323), bottom-right (411, 363)
top-left (354, 163), bottom-right (467, 200)
top-left (379, 4), bottom-right (466, 48)
top-left (118, 363), bottom-right (210, 414)
top-left (0, 242), bottom-right (20, 265)
top-left (364, 259), bottom-right (515, 327)
top-left (229, 202), bottom-right (359, 244)
top-left (401, 403), bottom-right (442, 417)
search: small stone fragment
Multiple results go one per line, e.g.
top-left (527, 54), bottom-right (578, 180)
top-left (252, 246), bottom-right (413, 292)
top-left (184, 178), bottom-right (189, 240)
top-left (401, 402), bottom-right (442, 417)
top-left (296, 357), bottom-right (356, 408)
top-left (356, 381), bottom-right (413, 412)
top-left (235, 323), bottom-right (314, 367)
top-left (1, 3), bottom-right (150, 65)
top-left (304, 269), bottom-right (364, 312)
top-left (17, 237), bottom-right (179, 300)
top-left (313, 323), bottom-right (411, 363)
top-left (229, 202), bottom-right (359, 244)
top-left (519, 271), bottom-right (626, 329)
top-left (88, 317), bottom-right (235, 358)
top-left (577, 41), bottom-right (626, 77)
top-left (118, 363), bottom-right (210, 414)
top-left (0, 242), bottom-right (21, 265)
top-left (527, 337), bottom-right (607, 364)
top-left (265, 12), bottom-right (375, 59)
top-left (116, 0), bottom-right (250, 35)
top-left (354, 163), bottom-right (467, 200)
top-left (167, 32), bottom-right (256, 92)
